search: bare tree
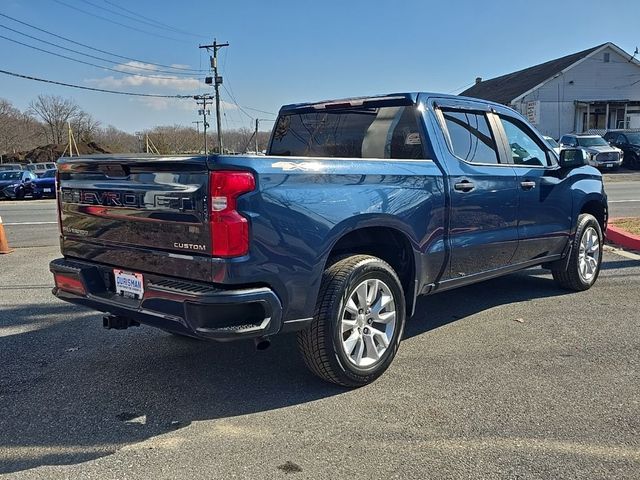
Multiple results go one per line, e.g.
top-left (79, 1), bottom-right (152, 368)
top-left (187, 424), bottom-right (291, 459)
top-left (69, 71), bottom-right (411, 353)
top-left (93, 125), bottom-right (139, 153)
top-left (72, 110), bottom-right (101, 143)
top-left (28, 95), bottom-right (80, 144)
top-left (0, 98), bottom-right (47, 155)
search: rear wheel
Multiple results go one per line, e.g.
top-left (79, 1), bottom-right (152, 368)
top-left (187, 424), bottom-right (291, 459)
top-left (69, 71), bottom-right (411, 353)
top-left (552, 213), bottom-right (603, 291)
top-left (297, 255), bottom-right (406, 387)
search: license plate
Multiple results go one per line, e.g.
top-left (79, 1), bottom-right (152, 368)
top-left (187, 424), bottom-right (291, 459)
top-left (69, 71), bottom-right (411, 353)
top-left (114, 269), bottom-right (144, 299)
top-left (605, 164), bottom-right (613, 168)
top-left (43, 188), bottom-right (52, 193)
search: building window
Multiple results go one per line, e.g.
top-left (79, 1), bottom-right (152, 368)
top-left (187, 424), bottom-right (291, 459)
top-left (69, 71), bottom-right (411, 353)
top-left (604, 52), bottom-right (610, 63)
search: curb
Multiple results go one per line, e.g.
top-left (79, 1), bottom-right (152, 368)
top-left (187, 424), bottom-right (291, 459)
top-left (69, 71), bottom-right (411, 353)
top-left (606, 219), bottom-right (640, 251)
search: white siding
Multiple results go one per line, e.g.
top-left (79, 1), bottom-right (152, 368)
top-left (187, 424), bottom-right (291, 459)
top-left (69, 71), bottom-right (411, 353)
top-left (513, 46), bottom-right (640, 138)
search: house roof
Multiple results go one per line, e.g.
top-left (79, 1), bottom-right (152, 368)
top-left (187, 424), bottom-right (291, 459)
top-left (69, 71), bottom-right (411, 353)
top-left (460, 43), bottom-right (608, 104)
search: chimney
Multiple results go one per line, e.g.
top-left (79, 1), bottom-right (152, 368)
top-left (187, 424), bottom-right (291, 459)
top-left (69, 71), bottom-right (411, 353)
top-left (475, 77), bottom-right (482, 85)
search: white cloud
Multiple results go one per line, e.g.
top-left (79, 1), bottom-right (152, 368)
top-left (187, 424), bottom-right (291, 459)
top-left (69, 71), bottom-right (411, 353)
top-left (136, 97), bottom-right (239, 114)
top-left (85, 62), bottom-right (204, 91)
top-left (88, 74), bottom-right (201, 91)
top-left (137, 97), bottom-right (197, 111)
top-left (114, 61), bottom-right (161, 74)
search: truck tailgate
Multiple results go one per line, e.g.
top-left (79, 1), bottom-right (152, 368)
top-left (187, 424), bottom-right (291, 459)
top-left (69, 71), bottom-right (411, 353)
top-left (57, 155), bottom-right (212, 281)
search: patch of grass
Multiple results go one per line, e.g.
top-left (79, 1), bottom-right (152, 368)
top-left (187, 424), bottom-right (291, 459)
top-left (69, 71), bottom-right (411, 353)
top-left (611, 218), bottom-right (640, 236)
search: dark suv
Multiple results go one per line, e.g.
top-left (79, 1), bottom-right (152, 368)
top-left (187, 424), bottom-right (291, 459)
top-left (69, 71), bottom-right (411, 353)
top-left (603, 131), bottom-right (640, 170)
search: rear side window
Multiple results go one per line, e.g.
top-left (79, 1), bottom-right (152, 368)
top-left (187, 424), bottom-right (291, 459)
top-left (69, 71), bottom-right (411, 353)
top-left (269, 105), bottom-right (426, 159)
top-left (441, 110), bottom-right (500, 164)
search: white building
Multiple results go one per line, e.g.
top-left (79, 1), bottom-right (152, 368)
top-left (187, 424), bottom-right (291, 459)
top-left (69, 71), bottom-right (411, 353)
top-left (461, 42), bottom-right (640, 138)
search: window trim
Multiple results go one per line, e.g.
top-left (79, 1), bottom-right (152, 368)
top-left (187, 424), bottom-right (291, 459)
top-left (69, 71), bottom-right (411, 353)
top-left (434, 106), bottom-right (511, 168)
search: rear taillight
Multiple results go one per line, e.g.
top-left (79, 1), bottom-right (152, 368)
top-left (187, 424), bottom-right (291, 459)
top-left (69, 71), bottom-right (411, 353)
top-left (54, 273), bottom-right (86, 295)
top-left (209, 171), bottom-right (255, 257)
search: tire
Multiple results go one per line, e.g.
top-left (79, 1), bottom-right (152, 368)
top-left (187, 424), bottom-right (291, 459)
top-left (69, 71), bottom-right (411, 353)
top-left (552, 213), bottom-right (603, 291)
top-left (15, 188), bottom-right (25, 200)
top-left (297, 255), bottom-right (406, 387)
top-left (624, 152), bottom-right (640, 170)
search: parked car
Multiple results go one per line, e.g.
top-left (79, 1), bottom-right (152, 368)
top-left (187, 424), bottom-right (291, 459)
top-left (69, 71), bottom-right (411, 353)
top-left (50, 92), bottom-right (607, 387)
top-left (33, 169), bottom-right (57, 198)
top-left (559, 134), bottom-right (623, 170)
top-left (0, 170), bottom-right (38, 199)
top-left (0, 163), bottom-right (24, 171)
top-left (26, 162), bottom-right (57, 176)
top-left (543, 136), bottom-right (561, 155)
top-left (603, 131), bottom-right (640, 170)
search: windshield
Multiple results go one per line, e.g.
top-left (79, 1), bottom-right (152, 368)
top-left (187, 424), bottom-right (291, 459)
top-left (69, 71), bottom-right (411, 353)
top-left (626, 133), bottom-right (640, 144)
top-left (577, 136), bottom-right (608, 147)
top-left (41, 169), bottom-right (56, 178)
top-left (544, 137), bottom-right (559, 148)
top-left (0, 171), bottom-right (21, 180)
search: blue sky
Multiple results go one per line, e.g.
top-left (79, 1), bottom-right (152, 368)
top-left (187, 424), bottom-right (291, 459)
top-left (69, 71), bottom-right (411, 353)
top-left (1, 0), bottom-right (638, 132)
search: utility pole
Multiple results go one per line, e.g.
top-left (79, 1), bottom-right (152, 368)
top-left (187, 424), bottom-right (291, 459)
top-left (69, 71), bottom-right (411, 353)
top-left (199, 39), bottom-right (229, 153)
top-left (255, 118), bottom-right (259, 153)
top-left (192, 120), bottom-right (203, 134)
top-left (194, 94), bottom-right (213, 154)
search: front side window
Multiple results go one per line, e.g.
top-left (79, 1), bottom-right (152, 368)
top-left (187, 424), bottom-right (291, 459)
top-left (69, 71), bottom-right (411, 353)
top-left (441, 110), bottom-right (499, 164)
top-left (269, 105), bottom-right (426, 159)
top-left (499, 117), bottom-right (549, 167)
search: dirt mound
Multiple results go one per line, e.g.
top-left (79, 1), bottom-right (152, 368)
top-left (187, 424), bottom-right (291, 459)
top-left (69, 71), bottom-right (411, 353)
top-left (2, 142), bottom-right (112, 165)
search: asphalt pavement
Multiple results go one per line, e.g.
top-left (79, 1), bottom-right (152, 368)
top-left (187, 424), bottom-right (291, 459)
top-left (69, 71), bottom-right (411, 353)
top-left (0, 246), bottom-right (638, 479)
top-left (605, 181), bottom-right (640, 218)
top-left (0, 200), bottom-right (57, 248)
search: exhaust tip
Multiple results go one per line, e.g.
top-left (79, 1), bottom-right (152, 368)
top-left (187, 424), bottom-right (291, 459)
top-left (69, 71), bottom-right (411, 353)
top-left (254, 338), bottom-right (271, 351)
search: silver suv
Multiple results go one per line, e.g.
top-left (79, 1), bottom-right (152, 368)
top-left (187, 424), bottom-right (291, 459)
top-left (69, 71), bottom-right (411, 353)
top-left (559, 134), bottom-right (623, 170)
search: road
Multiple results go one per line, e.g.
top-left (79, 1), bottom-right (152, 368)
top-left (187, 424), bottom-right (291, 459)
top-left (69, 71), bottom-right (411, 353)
top-left (1, 246), bottom-right (638, 479)
top-left (1, 174), bottom-right (637, 248)
top-left (0, 199), bottom-right (57, 248)
top-left (605, 180), bottom-right (640, 218)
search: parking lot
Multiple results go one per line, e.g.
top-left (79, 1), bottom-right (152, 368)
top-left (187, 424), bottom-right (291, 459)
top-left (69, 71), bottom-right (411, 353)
top-left (1, 173), bottom-right (639, 479)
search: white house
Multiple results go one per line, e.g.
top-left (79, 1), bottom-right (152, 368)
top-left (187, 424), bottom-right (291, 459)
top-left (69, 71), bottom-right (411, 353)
top-left (461, 43), bottom-right (640, 138)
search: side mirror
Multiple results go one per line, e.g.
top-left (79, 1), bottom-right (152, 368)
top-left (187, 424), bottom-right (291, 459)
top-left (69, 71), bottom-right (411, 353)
top-left (559, 148), bottom-right (586, 169)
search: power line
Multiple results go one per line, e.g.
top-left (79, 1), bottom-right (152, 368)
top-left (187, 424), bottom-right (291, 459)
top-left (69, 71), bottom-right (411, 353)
top-left (0, 12), bottom-right (206, 72)
top-left (222, 84), bottom-right (255, 120)
top-left (447, 81), bottom-right (476, 94)
top-left (0, 68), bottom-right (196, 98)
top-left (52, 0), bottom-right (189, 44)
top-left (0, 22), bottom-right (201, 77)
top-left (88, 0), bottom-right (205, 39)
top-left (222, 83), bottom-right (278, 117)
top-left (0, 33), bottom-right (201, 81)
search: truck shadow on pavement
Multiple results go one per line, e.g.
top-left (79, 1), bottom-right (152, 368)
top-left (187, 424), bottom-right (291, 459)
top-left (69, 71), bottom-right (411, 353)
top-left (405, 268), bottom-right (567, 338)
top-left (0, 267), bottom-right (613, 473)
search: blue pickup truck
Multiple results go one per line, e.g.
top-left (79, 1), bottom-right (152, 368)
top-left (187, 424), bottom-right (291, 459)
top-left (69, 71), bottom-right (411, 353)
top-left (50, 93), bottom-right (607, 387)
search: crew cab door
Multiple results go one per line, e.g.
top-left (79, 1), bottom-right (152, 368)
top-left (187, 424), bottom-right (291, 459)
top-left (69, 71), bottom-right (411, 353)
top-left (493, 114), bottom-right (572, 262)
top-left (430, 99), bottom-right (519, 279)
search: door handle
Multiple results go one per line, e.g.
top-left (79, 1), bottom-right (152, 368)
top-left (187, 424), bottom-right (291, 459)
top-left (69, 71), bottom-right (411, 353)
top-left (520, 180), bottom-right (536, 190)
top-left (454, 180), bottom-right (475, 192)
